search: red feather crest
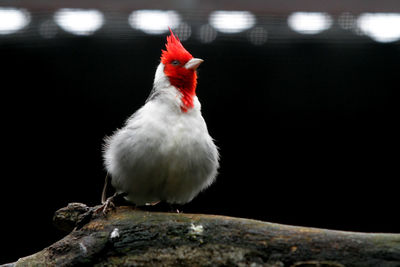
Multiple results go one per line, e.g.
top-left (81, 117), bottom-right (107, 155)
top-left (161, 28), bottom-right (193, 64)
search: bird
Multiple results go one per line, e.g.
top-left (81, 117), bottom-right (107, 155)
top-left (101, 29), bottom-right (219, 210)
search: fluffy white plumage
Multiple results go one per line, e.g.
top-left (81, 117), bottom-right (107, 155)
top-left (103, 62), bottom-right (219, 205)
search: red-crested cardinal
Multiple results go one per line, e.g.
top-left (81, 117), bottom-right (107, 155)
top-left (102, 29), bottom-right (219, 208)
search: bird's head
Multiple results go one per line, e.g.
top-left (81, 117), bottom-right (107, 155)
top-left (161, 28), bottom-right (203, 112)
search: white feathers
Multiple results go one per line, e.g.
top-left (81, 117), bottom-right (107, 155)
top-left (103, 62), bottom-right (219, 205)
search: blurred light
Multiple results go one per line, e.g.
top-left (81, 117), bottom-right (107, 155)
top-left (288, 12), bottom-right (332, 34)
top-left (248, 26), bottom-right (268, 45)
top-left (209, 11), bottom-right (256, 33)
top-left (357, 13), bottom-right (400, 43)
top-left (128, 10), bottom-right (180, 34)
top-left (173, 23), bottom-right (191, 41)
top-left (338, 12), bottom-right (356, 30)
top-left (198, 24), bottom-right (217, 43)
top-left (54, 8), bottom-right (104, 36)
top-left (0, 7), bottom-right (30, 34)
top-left (39, 20), bottom-right (57, 38)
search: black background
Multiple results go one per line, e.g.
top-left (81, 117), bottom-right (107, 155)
top-left (1, 29), bottom-right (399, 263)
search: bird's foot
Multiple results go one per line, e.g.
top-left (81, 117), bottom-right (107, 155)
top-left (95, 192), bottom-right (128, 215)
top-left (145, 201), bottom-right (161, 206)
top-left (102, 197), bottom-right (116, 214)
top-left (170, 204), bottom-right (181, 213)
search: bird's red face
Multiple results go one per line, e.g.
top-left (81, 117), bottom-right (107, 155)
top-left (161, 29), bottom-right (203, 112)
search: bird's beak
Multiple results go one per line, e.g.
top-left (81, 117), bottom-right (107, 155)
top-left (184, 58), bottom-right (204, 70)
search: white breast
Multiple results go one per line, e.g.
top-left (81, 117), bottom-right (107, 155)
top-left (103, 63), bottom-right (219, 205)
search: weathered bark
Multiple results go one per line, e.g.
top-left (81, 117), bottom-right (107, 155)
top-left (3, 203), bottom-right (400, 267)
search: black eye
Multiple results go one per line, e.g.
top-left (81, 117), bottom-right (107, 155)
top-left (171, 60), bottom-right (180, 66)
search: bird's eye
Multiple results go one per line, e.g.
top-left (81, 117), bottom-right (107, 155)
top-left (171, 60), bottom-right (180, 66)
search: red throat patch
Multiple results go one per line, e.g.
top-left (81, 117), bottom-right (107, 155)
top-left (161, 29), bottom-right (198, 112)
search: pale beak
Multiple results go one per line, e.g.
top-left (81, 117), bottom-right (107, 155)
top-left (184, 58), bottom-right (204, 70)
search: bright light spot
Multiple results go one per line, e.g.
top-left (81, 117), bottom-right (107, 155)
top-left (209, 11), bottom-right (256, 33)
top-left (0, 8), bottom-right (30, 34)
top-left (288, 12), bottom-right (332, 34)
top-left (39, 20), bottom-right (57, 38)
top-left (198, 24), bottom-right (217, 43)
top-left (174, 23), bottom-right (192, 41)
top-left (338, 12), bottom-right (356, 30)
top-left (248, 26), bottom-right (268, 45)
top-left (128, 10), bottom-right (180, 34)
top-left (357, 13), bottom-right (400, 43)
top-left (54, 8), bottom-right (104, 36)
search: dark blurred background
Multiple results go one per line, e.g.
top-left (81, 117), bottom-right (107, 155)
top-left (1, 0), bottom-right (399, 264)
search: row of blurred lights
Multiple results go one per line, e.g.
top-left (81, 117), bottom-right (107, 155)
top-left (1, 7), bottom-right (400, 43)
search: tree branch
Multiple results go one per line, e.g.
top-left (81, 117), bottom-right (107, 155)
top-left (3, 203), bottom-right (400, 267)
